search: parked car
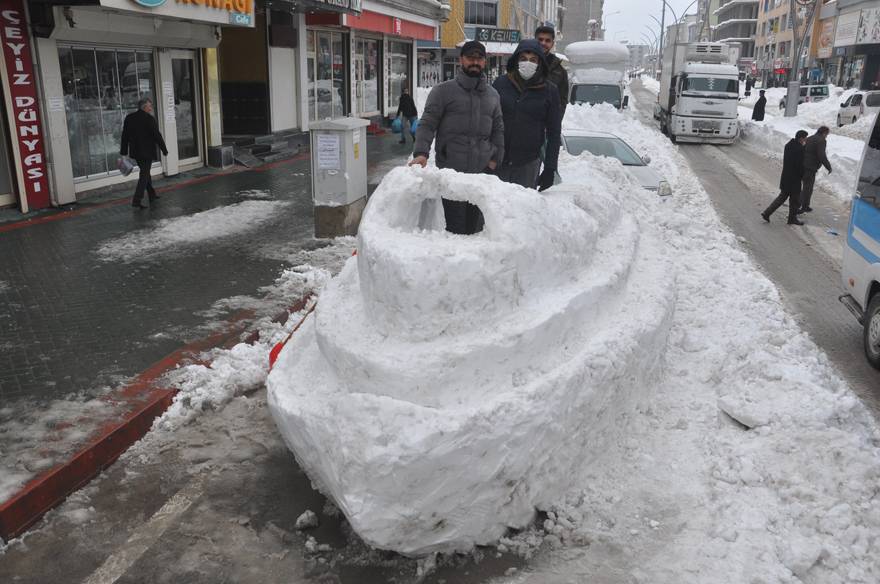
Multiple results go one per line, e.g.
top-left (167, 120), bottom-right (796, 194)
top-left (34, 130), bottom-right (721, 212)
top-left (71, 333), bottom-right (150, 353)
top-left (561, 130), bottom-right (672, 196)
top-left (778, 84), bottom-right (830, 109)
top-left (838, 91), bottom-right (880, 126)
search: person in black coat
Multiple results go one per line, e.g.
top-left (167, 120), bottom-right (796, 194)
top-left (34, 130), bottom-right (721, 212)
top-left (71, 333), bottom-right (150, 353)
top-left (762, 130), bottom-right (808, 225)
top-left (492, 39), bottom-right (561, 191)
top-left (752, 90), bottom-right (767, 121)
top-left (120, 97), bottom-right (168, 209)
top-left (396, 86), bottom-right (419, 144)
top-left (744, 76), bottom-right (753, 97)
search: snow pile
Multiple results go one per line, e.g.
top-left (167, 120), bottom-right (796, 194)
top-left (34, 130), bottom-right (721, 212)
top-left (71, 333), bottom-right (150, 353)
top-left (491, 97), bottom-right (880, 582)
top-left (267, 165), bottom-right (676, 555)
top-left (738, 112), bottom-right (864, 202)
top-left (641, 75), bottom-right (660, 95)
top-left (153, 246), bottom-right (353, 431)
top-left (571, 67), bottom-right (624, 84)
top-left (564, 40), bottom-right (629, 66)
top-left (95, 200), bottom-right (290, 262)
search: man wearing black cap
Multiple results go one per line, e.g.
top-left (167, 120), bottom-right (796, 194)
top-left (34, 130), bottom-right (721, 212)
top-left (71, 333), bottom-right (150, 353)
top-left (410, 40), bottom-right (505, 235)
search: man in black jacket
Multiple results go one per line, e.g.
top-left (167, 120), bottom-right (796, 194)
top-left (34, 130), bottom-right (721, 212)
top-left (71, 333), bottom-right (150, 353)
top-left (535, 26), bottom-right (568, 116)
top-left (799, 126), bottom-right (832, 213)
top-left (752, 90), bottom-right (766, 121)
top-left (762, 130), bottom-right (808, 225)
top-left (120, 97), bottom-right (168, 209)
top-left (396, 87), bottom-right (418, 144)
top-left (492, 39), bottom-right (561, 191)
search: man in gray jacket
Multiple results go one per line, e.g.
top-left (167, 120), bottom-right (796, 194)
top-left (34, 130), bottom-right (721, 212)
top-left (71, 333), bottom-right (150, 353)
top-left (799, 126), bottom-right (832, 214)
top-left (410, 40), bottom-right (505, 234)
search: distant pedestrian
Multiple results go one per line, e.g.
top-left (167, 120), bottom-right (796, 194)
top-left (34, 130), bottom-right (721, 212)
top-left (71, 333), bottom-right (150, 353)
top-left (493, 39), bottom-right (561, 191)
top-left (535, 25), bottom-right (569, 117)
top-left (410, 40), bottom-right (505, 234)
top-left (800, 126), bottom-right (832, 213)
top-left (120, 97), bottom-right (168, 209)
top-left (752, 90), bottom-right (767, 121)
top-left (745, 77), bottom-right (753, 97)
top-left (396, 86), bottom-right (418, 145)
top-left (762, 130), bottom-right (808, 225)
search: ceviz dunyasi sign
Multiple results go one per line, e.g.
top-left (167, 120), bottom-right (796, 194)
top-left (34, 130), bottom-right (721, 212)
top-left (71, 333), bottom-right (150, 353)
top-left (100, 0), bottom-right (255, 27)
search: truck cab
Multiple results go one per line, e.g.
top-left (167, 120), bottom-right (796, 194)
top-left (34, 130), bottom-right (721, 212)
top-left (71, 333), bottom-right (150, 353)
top-left (563, 41), bottom-right (630, 111)
top-left (841, 116), bottom-right (880, 369)
top-left (658, 43), bottom-right (740, 144)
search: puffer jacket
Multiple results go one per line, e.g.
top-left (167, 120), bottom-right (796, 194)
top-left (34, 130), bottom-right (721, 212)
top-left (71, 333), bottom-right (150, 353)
top-left (492, 39), bottom-right (561, 170)
top-left (413, 72), bottom-right (505, 173)
top-left (803, 132), bottom-right (831, 172)
top-left (545, 51), bottom-right (569, 115)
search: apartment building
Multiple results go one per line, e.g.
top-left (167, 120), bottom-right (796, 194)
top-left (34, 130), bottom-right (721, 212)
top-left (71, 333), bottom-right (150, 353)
top-left (714, 0), bottom-right (759, 64)
top-left (754, 0), bottom-right (817, 86)
top-left (559, 0), bottom-right (603, 49)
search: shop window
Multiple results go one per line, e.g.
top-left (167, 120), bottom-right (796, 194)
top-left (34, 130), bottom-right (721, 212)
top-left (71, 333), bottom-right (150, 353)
top-left (387, 41), bottom-right (411, 114)
top-left (59, 46), bottom-right (156, 180)
top-left (307, 30), bottom-right (347, 121)
top-left (464, 0), bottom-right (498, 26)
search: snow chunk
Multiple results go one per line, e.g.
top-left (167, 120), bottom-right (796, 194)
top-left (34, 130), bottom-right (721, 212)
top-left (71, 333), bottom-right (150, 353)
top-left (268, 166), bottom-right (676, 555)
top-left (295, 509), bottom-right (319, 530)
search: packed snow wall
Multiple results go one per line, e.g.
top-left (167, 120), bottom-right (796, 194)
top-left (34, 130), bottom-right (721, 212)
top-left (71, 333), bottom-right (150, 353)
top-left (267, 167), bottom-right (677, 555)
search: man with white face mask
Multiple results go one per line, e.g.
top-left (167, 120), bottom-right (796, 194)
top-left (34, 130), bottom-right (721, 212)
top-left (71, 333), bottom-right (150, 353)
top-left (492, 39), bottom-right (561, 190)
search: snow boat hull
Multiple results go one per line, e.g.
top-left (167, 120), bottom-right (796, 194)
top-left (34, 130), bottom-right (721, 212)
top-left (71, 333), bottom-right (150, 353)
top-left (267, 167), bottom-right (676, 556)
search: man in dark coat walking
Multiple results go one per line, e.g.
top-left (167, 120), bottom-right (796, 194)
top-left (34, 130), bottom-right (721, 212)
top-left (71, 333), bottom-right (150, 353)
top-left (535, 26), bottom-right (568, 117)
top-left (120, 97), bottom-right (168, 209)
top-left (396, 86), bottom-right (418, 144)
top-left (411, 40), bottom-right (505, 234)
top-left (762, 130), bottom-right (808, 225)
top-left (799, 126), bottom-right (832, 213)
top-left (752, 90), bottom-right (767, 121)
top-left (745, 76), bottom-right (753, 97)
top-left (492, 39), bottom-right (561, 191)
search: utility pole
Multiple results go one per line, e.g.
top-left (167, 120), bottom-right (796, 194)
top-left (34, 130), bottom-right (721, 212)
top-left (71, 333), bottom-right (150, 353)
top-left (784, 0), bottom-right (819, 117)
top-left (658, 2), bottom-right (666, 80)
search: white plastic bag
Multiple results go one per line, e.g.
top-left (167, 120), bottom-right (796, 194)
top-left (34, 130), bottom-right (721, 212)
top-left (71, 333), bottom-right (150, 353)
top-left (117, 156), bottom-right (134, 177)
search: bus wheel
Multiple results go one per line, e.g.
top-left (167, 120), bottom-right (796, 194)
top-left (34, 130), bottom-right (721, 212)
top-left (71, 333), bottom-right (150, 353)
top-left (865, 293), bottom-right (880, 370)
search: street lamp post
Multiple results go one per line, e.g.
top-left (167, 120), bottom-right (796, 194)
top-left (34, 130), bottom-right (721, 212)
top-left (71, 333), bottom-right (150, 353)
top-left (783, 0), bottom-right (819, 117)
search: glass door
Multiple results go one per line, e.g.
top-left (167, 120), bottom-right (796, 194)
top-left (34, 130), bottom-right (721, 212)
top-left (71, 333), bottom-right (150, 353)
top-left (0, 95), bottom-right (15, 206)
top-left (170, 51), bottom-right (201, 165)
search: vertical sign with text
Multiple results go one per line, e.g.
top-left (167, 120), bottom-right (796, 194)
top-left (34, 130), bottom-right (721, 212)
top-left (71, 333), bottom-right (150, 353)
top-left (0, 0), bottom-right (49, 209)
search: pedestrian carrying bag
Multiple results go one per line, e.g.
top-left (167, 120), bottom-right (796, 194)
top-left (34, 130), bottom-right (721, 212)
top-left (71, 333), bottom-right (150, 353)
top-left (117, 156), bottom-right (135, 177)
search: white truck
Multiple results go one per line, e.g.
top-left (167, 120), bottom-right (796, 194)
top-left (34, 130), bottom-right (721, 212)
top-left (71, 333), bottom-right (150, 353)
top-left (564, 41), bottom-right (630, 110)
top-left (657, 42), bottom-right (739, 144)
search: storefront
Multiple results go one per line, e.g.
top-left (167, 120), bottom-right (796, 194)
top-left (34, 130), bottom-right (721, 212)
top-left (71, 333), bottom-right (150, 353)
top-left (32, 0), bottom-right (254, 202)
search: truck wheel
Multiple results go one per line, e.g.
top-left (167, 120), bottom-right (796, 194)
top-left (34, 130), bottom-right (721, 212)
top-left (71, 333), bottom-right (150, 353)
top-left (865, 293), bottom-right (880, 370)
top-left (660, 120), bottom-right (668, 135)
top-left (838, 115), bottom-right (843, 127)
top-left (670, 132), bottom-right (677, 144)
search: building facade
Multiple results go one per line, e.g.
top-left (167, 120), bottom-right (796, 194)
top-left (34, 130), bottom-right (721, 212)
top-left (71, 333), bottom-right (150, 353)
top-left (559, 0), bottom-right (603, 50)
top-left (714, 0), bottom-right (758, 63)
top-left (754, 0), bottom-right (816, 86)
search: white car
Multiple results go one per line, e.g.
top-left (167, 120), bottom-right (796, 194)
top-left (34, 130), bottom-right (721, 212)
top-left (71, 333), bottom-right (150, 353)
top-left (778, 84), bottom-right (830, 109)
top-left (561, 130), bottom-right (672, 196)
top-left (838, 91), bottom-right (880, 126)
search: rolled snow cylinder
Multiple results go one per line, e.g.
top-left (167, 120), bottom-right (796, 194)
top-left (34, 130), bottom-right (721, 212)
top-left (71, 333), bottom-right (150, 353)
top-left (267, 166), bottom-right (676, 556)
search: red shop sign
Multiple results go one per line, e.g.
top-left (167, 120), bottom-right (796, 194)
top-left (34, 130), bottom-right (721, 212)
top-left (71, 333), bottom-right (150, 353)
top-left (0, 0), bottom-right (49, 210)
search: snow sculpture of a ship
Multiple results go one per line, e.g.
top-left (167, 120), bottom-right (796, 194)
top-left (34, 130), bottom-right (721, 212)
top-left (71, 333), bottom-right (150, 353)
top-left (267, 166), bottom-right (676, 556)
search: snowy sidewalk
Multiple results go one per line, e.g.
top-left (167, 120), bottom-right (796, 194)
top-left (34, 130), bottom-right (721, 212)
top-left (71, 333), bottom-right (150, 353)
top-left (0, 133), bottom-right (411, 508)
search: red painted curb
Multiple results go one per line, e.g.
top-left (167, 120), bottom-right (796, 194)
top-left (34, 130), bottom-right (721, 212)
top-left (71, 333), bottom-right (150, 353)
top-left (0, 294), bottom-right (313, 542)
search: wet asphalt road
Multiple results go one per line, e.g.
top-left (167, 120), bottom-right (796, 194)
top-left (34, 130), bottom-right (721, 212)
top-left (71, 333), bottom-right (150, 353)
top-left (631, 81), bottom-right (880, 416)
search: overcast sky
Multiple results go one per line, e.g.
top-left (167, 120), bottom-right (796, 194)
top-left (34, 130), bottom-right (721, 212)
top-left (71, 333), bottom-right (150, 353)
top-left (604, 0), bottom-right (698, 47)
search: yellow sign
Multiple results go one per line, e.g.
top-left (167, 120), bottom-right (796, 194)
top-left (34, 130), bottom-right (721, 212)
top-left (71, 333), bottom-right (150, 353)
top-left (354, 143), bottom-right (359, 159)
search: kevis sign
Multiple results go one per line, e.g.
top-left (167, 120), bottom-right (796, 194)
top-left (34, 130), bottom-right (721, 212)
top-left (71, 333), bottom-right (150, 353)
top-left (100, 0), bottom-right (255, 27)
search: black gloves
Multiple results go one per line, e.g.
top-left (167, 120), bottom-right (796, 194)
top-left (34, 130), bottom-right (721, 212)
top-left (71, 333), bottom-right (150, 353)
top-left (537, 168), bottom-right (555, 192)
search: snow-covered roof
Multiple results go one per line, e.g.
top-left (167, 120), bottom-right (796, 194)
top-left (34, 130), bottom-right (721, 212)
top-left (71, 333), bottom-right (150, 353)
top-left (684, 62), bottom-right (740, 75)
top-left (564, 41), bottom-right (630, 66)
top-left (571, 67), bottom-right (625, 84)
